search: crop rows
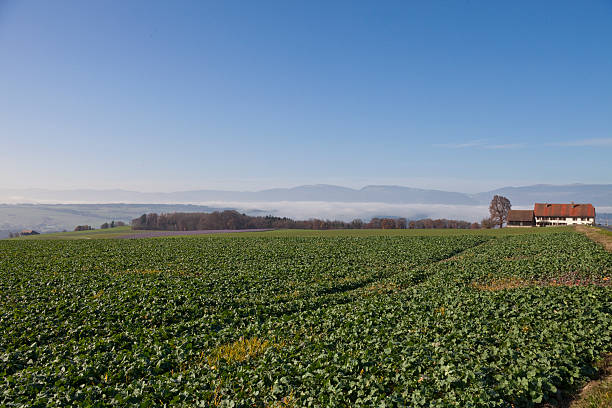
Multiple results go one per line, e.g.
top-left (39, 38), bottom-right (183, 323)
top-left (0, 231), bottom-right (610, 407)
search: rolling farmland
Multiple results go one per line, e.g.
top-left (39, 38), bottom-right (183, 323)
top-left (1, 228), bottom-right (611, 407)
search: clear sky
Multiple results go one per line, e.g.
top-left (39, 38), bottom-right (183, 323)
top-left (1, 0), bottom-right (611, 193)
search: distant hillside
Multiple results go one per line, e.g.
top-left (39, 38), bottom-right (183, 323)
top-left (473, 184), bottom-right (612, 207)
top-left (2, 184), bottom-right (611, 206)
top-left (0, 203), bottom-right (232, 236)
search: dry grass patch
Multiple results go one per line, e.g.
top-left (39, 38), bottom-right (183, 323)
top-left (274, 290), bottom-right (301, 302)
top-left (92, 289), bottom-right (104, 299)
top-left (266, 392), bottom-right (296, 408)
top-left (503, 255), bottom-right (535, 261)
top-left (471, 277), bottom-right (531, 291)
top-left (115, 269), bottom-right (164, 275)
top-left (440, 252), bottom-right (474, 263)
top-left (204, 337), bottom-right (282, 367)
top-left (473, 274), bottom-right (611, 292)
top-left (363, 281), bottom-right (401, 295)
top-left (111, 269), bottom-right (194, 276)
top-left (576, 225), bottom-right (612, 252)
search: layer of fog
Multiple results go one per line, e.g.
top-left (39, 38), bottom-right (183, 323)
top-left (199, 202), bottom-right (612, 222)
top-left (192, 201), bottom-right (493, 222)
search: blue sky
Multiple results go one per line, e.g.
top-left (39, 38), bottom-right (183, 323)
top-left (1, 0), bottom-right (611, 193)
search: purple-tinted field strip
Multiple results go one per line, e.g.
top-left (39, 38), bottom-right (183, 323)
top-left (115, 229), bottom-right (274, 239)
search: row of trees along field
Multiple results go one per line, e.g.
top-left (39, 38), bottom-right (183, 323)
top-left (100, 221), bottom-right (126, 229)
top-left (74, 221), bottom-right (127, 231)
top-left (131, 211), bottom-right (477, 231)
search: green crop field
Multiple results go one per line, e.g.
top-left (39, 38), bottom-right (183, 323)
top-left (1, 228), bottom-right (610, 407)
top-left (13, 225), bottom-right (573, 240)
top-left (14, 226), bottom-right (138, 240)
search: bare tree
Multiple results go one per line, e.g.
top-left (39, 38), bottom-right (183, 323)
top-left (481, 217), bottom-right (495, 229)
top-left (489, 195), bottom-right (511, 228)
top-left (350, 219), bottom-right (364, 229)
top-left (381, 218), bottom-right (395, 229)
top-left (396, 218), bottom-right (407, 229)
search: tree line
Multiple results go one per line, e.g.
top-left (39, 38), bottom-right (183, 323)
top-left (131, 211), bottom-right (479, 231)
top-left (74, 221), bottom-right (127, 231)
top-left (100, 221), bottom-right (126, 229)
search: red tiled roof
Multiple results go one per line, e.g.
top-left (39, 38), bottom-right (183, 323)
top-left (507, 210), bottom-right (534, 222)
top-left (533, 203), bottom-right (595, 218)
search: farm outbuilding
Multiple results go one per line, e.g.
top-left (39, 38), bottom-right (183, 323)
top-left (507, 210), bottom-right (535, 227)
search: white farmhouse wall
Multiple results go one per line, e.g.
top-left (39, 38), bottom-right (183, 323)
top-left (535, 217), bottom-right (595, 226)
top-left (565, 217), bottom-right (595, 225)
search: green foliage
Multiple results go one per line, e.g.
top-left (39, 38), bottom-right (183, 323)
top-left (0, 231), bottom-right (610, 406)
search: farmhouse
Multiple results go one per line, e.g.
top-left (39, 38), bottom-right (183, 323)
top-left (20, 229), bottom-right (40, 236)
top-left (534, 203), bottom-right (595, 226)
top-left (507, 210), bottom-right (535, 227)
top-left (507, 203), bottom-right (596, 227)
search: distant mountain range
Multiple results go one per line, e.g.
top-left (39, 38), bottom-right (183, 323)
top-left (1, 183), bottom-right (611, 206)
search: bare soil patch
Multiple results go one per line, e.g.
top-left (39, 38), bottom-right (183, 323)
top-left (472, 272), bottom-right (611, 292)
